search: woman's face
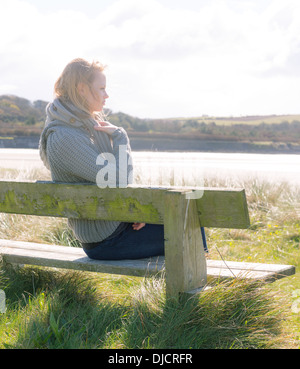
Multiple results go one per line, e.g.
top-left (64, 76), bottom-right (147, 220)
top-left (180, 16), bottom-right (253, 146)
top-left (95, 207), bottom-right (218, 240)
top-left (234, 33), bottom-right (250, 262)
top-left (78, 70), bottom-right (109, 113)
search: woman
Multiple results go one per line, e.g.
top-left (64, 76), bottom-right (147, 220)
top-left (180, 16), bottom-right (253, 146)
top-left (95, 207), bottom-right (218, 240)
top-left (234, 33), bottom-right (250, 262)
top-left (39, 58), bottom-right (164, 260)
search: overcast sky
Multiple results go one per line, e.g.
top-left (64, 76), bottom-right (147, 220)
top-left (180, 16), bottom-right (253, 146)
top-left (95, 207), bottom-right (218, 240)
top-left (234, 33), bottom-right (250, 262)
top-left (0, 0), bottom-right (299, 118)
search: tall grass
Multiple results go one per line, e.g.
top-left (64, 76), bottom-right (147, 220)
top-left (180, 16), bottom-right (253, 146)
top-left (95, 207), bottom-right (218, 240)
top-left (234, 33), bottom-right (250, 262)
top-left (0, 265), bottom-right (291, 349)
top-left (0, 165), bottom-right (299, 348)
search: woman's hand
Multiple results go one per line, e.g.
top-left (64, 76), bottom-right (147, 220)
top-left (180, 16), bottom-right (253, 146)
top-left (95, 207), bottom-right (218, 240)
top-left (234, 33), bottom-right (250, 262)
top-left (132, 223), bottom-right (146, 231)
top-left (94, 121), bottom-right (118, 136)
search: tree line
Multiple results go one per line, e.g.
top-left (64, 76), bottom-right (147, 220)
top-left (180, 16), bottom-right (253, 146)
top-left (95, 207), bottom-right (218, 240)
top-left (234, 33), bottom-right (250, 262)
top-left (1, 95), bottom-right (300, 144)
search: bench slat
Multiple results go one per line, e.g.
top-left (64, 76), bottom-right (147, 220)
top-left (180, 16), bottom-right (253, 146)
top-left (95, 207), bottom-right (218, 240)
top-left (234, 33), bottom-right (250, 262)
top-left (195, 188), bottom-right (250, 229)
top-left (0, 181), bottom-right (166, 224)
top-left (0, 182), bottom-right (250, 229)
top-left (0, 239), bottom-right (163, 277)
top-left (207, 259), bottom-right (296, 274)
top-left (0, 239), bottom-right (294, 282)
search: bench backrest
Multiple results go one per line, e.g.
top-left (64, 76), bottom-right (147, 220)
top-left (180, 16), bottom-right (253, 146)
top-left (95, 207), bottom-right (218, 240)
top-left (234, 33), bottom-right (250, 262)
top-left (0, 181), bottom-right (250, 229)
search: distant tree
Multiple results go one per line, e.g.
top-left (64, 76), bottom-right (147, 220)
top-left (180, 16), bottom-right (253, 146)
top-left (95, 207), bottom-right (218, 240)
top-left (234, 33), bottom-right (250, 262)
top-left (25, 117), bottom-right (36, 125)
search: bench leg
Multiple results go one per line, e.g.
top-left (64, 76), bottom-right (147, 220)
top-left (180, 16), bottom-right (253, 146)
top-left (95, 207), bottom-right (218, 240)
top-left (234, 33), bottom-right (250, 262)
top-left (164, 192), bottom-right (207, 299)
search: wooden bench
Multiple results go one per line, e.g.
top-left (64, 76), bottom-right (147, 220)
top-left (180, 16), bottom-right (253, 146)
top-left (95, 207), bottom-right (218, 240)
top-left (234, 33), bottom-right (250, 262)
top-left (0, 181), bottom-right (296, 299)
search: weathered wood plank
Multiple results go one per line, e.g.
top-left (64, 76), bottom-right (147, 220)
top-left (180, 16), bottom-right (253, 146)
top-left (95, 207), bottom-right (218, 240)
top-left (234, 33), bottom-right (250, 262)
top-left (0, 181), bottom-right (165, 224)
top-left (0, 239), bottom-right (164, 277)
top-left (207, 266), bottom-right (291, 282)
top-left (207, 259), bottom-right (296, 274)
top-left (0, 239), bottom-right (295, 282)
top-left (163, 192), bottom-right (207, 298)
top-left (206, 259), bottom-right (296, 282)
top-left (194, 187), bottom-right (250, 229)
top-left (0, 182), bottom-right (250, 229)
top-left (135, 184), bottom-right (250, 229)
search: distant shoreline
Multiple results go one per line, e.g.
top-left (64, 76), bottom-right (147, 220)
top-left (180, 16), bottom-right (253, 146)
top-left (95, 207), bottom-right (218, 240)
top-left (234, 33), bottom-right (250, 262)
top-left (1, 135), bottom-right (300, 154)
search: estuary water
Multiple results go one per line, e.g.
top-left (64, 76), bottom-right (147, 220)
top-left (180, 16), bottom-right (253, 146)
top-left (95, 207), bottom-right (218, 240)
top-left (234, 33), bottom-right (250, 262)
top-left (0, 149), bottom-right (299, 186)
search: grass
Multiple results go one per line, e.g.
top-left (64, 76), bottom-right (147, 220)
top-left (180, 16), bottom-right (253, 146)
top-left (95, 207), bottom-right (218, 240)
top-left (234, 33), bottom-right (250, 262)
top-left (0, 266), bottom-right (292, 349)
top-left (170, 114), bottom-right (300, 126)
top-left (0, 166), bottom-right (299, 349)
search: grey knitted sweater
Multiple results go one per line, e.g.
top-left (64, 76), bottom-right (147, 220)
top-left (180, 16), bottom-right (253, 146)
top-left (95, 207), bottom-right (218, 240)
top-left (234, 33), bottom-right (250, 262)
top-left (39, 98), bottom-right (133, 243)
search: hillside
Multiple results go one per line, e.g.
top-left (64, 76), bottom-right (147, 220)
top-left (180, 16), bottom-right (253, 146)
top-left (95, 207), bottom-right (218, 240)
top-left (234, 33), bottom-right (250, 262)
top-left (0, 95), bottom-right (147, 137)
top-left (1, 95), bottom-right (300, 153)
top-left (0, 95), bottom-right (47, 123)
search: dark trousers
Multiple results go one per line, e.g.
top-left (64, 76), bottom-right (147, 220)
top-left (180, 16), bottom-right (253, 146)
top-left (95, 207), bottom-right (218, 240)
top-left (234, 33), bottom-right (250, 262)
top-left (82, 223), bottom-right (165, 260)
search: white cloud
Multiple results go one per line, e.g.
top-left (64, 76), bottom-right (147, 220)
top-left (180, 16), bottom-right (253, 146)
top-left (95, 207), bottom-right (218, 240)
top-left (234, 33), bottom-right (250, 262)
top-left (0, 0), bottom-right (300, 118)
top-left (0, 84), bottom-right (18, 95)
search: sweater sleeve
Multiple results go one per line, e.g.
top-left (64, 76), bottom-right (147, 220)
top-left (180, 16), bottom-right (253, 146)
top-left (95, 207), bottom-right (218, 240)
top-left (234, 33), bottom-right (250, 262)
top-left (106, 127), bottom-right (133, 188)
top-left (46, 127), bottom-right (133, 187)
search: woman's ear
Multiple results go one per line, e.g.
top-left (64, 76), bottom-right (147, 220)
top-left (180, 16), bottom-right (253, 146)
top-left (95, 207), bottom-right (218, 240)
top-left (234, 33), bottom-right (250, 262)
top-left (77, 82), bottom-right (87, 97)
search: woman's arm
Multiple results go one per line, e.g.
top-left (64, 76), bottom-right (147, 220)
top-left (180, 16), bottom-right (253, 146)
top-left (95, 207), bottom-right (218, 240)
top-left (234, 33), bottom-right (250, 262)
top-left (95, 122), bottom-right (133, 188)
top-left (47, 124), bottom-right (132, 186)
top-left (96, 122), bottom-right (144, 231)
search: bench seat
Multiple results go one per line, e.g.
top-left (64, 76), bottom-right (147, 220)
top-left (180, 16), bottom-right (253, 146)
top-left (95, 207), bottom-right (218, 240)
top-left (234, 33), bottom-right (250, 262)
top-left (0, 239), bottom-right (295, 283)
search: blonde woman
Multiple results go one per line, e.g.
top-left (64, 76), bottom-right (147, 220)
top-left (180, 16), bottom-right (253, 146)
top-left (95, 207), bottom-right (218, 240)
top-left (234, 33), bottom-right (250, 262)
top-left (39, 58), bottom-right (164, 260)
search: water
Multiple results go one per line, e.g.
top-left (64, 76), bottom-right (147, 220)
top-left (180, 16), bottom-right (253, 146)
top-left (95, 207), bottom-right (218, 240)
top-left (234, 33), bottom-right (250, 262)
top-left (132, 151), bottom-right (300, 187)
top-left (0, 149), bottom-right (299, 186)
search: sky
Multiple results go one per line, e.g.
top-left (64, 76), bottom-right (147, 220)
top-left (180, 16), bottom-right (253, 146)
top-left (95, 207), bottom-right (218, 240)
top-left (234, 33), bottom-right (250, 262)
top-left (0, 0), bottom-right (300, 119)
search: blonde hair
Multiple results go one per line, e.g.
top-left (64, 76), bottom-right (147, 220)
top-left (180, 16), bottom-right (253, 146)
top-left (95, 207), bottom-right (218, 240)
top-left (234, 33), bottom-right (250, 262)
top-left (54, 58), bottom-right (106, 116)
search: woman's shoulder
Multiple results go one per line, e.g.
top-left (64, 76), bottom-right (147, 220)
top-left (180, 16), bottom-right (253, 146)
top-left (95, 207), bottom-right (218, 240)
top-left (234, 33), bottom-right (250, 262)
top-left (47, 121), bottom-right (90, 146)
top-left (48, 120), bottom-right (85, 135)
